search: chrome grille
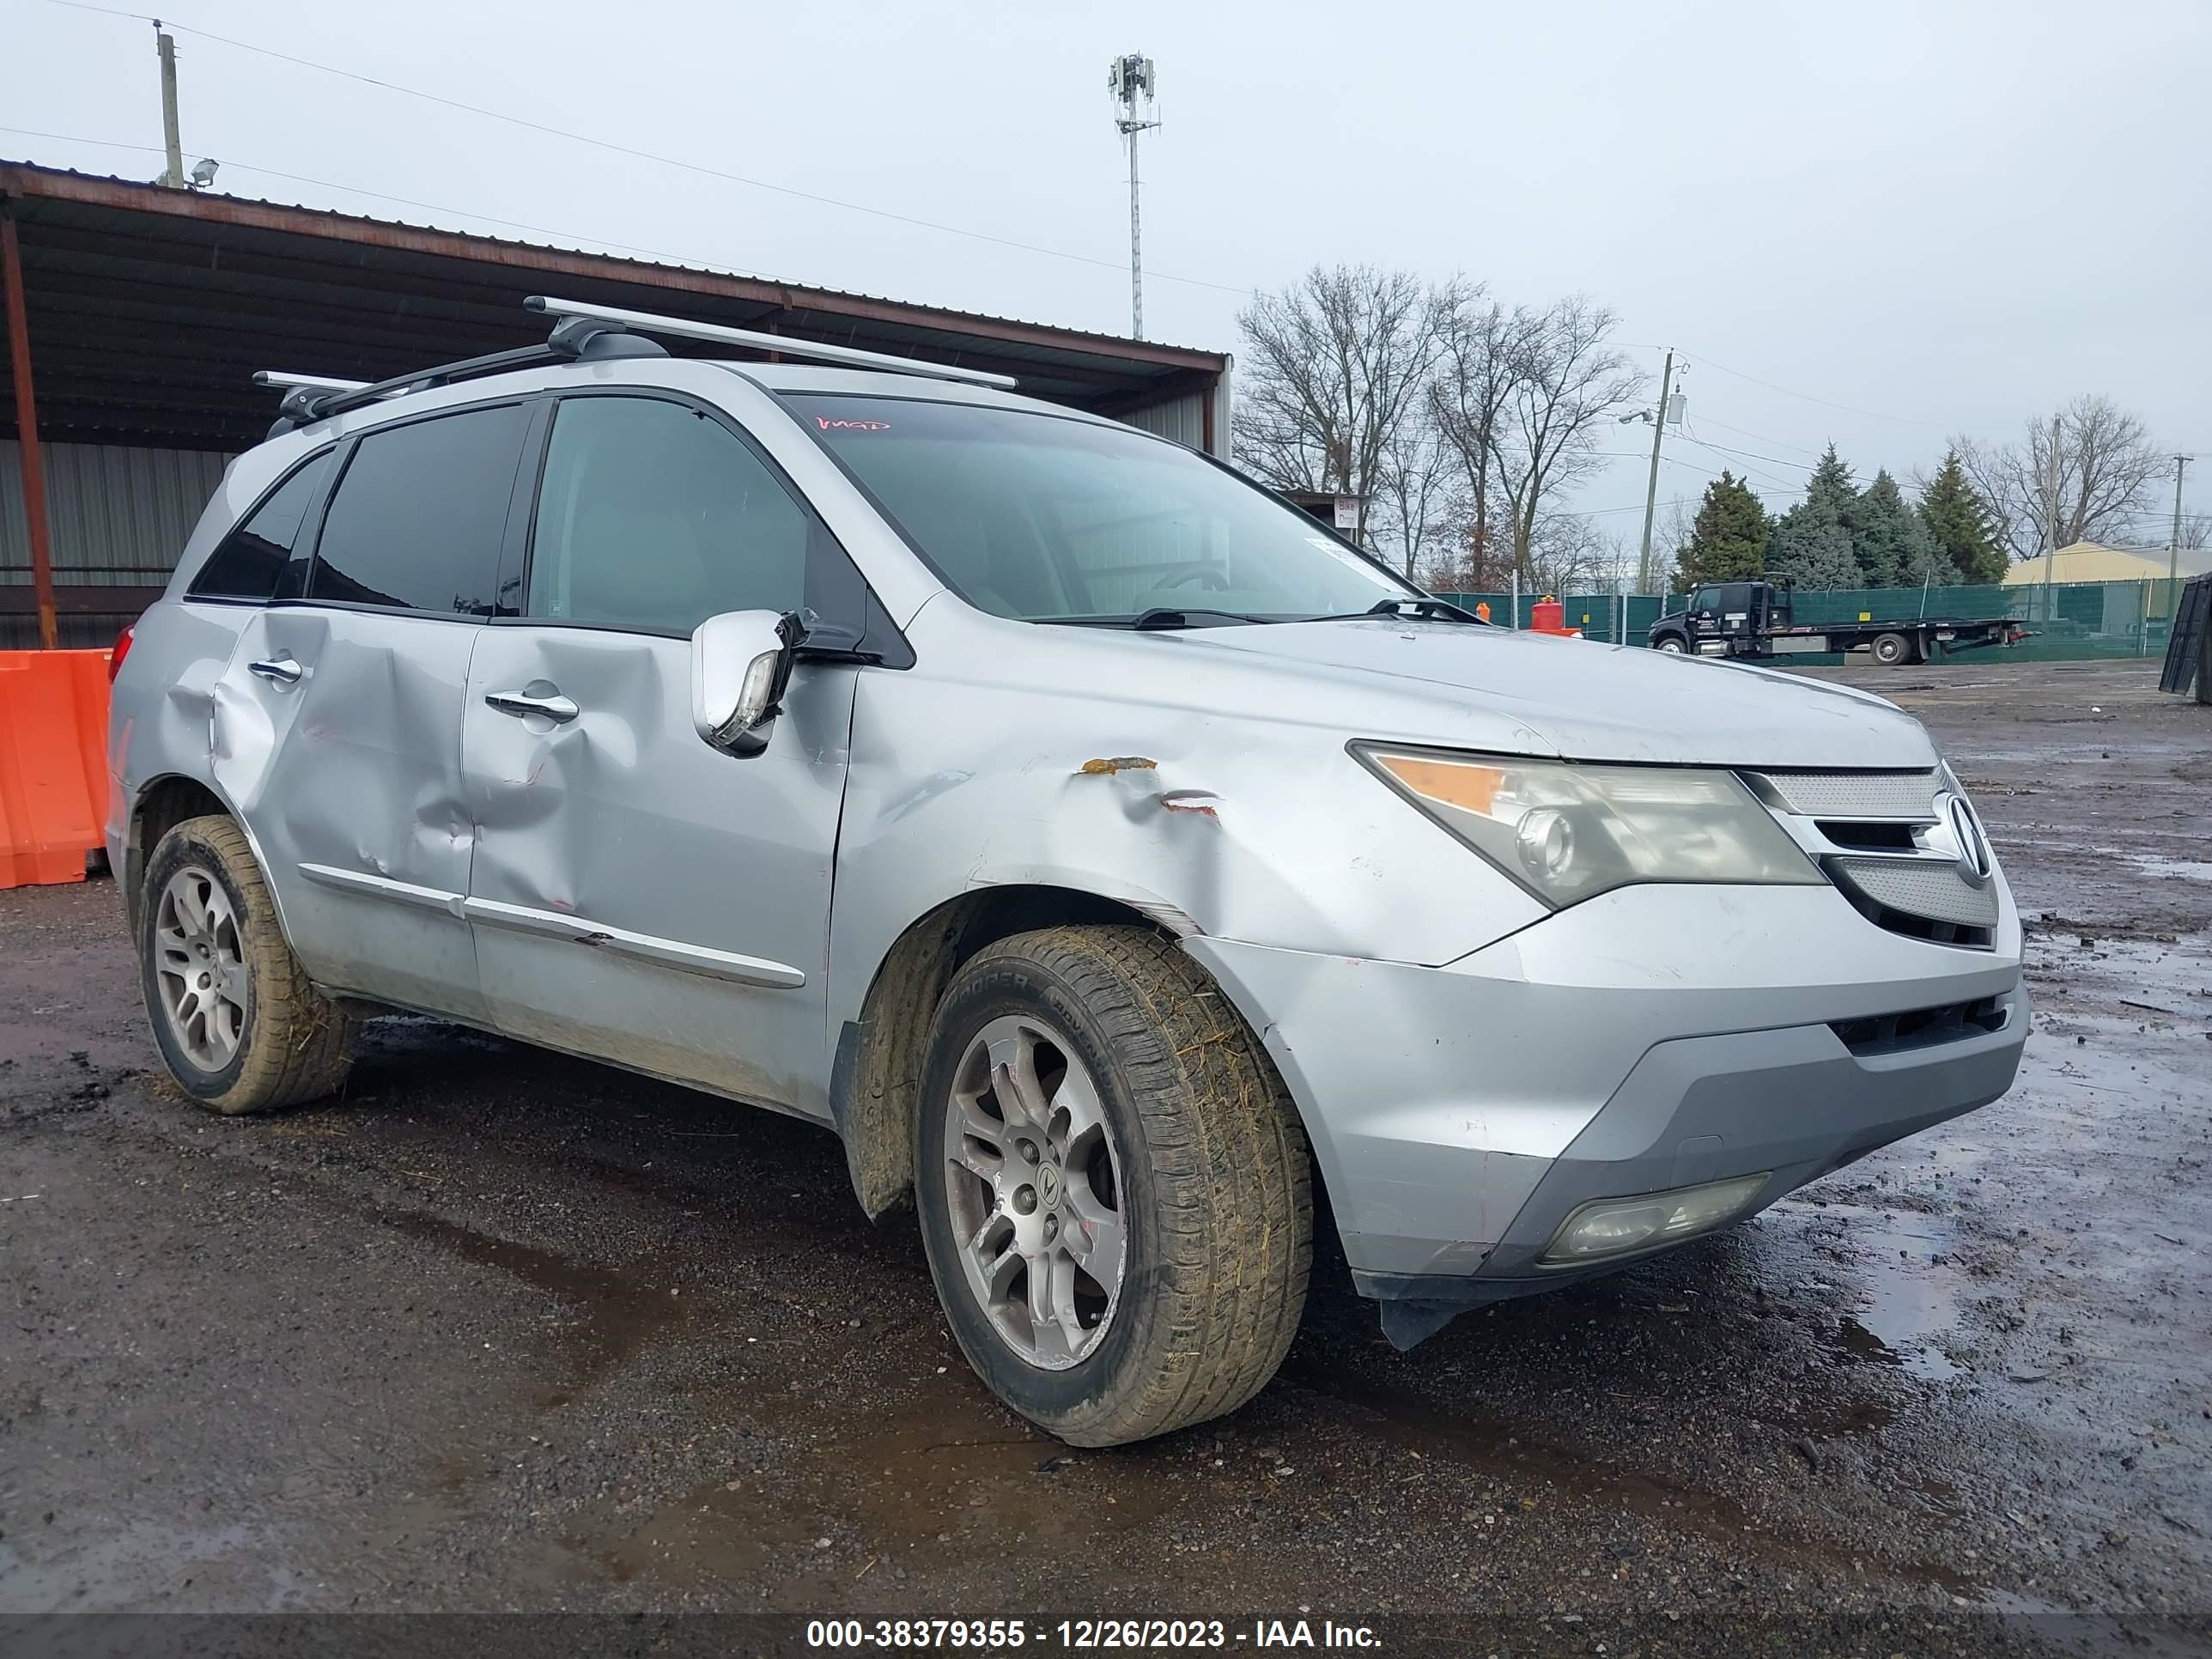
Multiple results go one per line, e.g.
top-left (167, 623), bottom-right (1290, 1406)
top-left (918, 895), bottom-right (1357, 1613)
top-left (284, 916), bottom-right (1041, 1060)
top-left (1827, 855), bottom-right (2000, 930)
top-left (1747, 769), bottom-right (1939, 818)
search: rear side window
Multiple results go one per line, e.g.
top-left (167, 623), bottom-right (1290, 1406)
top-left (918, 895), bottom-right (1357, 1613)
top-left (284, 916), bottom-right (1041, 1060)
top-left (525, 395), bottom-right (814, 635)
top-left (188, 449), bottom-right (335, 602)
top-left (308, 404), bottom-right (527, 616)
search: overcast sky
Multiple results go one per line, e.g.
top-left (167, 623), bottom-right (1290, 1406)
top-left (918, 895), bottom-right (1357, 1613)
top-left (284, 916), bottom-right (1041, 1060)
top-left (6, 0), bottom-right (2205, 537)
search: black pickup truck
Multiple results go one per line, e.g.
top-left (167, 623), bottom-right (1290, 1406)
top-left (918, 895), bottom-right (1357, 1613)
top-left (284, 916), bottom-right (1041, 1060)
top-left (1648, 578), bottom-right (2029, 666)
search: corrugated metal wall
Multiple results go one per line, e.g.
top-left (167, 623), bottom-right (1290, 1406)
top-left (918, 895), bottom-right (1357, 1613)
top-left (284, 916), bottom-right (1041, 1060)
top-left (0, 441), bottom-right (231, 586)
top-left (1120, 391), bottom-right (1209, 453)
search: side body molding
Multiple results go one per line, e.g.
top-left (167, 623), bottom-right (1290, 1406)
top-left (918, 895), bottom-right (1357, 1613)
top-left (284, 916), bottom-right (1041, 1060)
top-left (297, 866), bottom-right (807, 991)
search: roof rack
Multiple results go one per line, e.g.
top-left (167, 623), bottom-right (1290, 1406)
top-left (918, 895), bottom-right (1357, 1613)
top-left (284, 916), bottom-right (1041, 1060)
top-left (525, 295), bottom-right (1020, 390)
top-left (254, 292), bottom-right (1017, 439)
top-left (252, 370), bottom-right (371, 395)
top-left (257, 313), bottom-right (669, 434)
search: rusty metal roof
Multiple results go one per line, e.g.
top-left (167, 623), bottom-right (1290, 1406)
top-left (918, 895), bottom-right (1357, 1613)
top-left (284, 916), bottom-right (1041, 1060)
top-left (0, 161), bottom-right (1227, 452)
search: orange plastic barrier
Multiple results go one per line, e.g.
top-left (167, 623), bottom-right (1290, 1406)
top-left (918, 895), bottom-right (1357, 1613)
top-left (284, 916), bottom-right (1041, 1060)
top-left (0, 649), bottom-right (112, 890)
top-left (1528, 599), bottom-right (1582, 638)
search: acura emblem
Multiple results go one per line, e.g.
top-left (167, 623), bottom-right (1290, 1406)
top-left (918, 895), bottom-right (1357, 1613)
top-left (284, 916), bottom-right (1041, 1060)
top-left (1933, 792), bottom-right (1992, 888)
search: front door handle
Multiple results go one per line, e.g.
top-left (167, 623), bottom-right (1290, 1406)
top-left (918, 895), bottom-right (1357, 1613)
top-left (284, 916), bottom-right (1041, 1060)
top-left (248, 656), bottom-right (304, 685)
top-left (484, 689), bottom-right (580, 724)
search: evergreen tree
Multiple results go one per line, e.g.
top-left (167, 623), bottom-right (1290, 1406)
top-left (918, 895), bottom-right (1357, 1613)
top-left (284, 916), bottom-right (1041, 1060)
top-left (1765, 443), bottom-right (1863, 589)
top-left (1918, 451), bottom-right (2007, 583)
top-left (1673, 471), bottom-right (1771, 587)
top-left (1801, 443), bottom-right (1858, 520)
top-left (1845, 470), bottom-right (1942, 587)
top-left (1767, 519), bottom-right (1862, 588)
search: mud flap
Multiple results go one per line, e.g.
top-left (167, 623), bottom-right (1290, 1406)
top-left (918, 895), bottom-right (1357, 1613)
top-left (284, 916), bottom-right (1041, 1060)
top-left (1377, 1297), bottom-right (1463, 1351)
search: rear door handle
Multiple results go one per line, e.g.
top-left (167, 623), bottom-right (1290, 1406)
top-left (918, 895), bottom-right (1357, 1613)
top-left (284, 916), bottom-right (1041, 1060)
top-left (484, 689), bottom-right (580, 724)
top-left (247, 656), bottom-right (304, 685)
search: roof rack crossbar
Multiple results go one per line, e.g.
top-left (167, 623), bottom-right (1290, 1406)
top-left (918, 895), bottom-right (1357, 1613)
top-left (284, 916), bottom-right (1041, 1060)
top-left (525, 295), bottom-right (1020, 390)
top-left (257, 315), bottom-right (668, 433)
top-left (252, 370), bottom-right (371, 394)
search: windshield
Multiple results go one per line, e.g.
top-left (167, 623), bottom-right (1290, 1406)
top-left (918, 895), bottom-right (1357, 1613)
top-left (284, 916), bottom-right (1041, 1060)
top-left (783, 394), bottom-right (1419, 623)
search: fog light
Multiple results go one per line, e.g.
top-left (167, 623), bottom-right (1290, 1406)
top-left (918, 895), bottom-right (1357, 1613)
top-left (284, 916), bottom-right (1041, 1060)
top-left (1539, 1173), bottom-right (1770, 1266)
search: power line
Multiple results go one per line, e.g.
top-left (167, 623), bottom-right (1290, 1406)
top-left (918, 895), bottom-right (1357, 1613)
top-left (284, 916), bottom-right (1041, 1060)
top-left (1676, 434), bottom-right (1816, 471)
top-left (1684, 351), bottom-right (1948, 428)
top-left (28, 0), bottom-right (1257, 298)
top-left (1682, 413), bottom-right (1826, 458)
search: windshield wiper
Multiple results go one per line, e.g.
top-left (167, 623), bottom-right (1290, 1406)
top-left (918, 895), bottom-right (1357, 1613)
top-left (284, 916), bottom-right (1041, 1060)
top-left (1046, 607), bottom-right (1276, 630)
top-left (1300, 598), bottom-right (1488, 625)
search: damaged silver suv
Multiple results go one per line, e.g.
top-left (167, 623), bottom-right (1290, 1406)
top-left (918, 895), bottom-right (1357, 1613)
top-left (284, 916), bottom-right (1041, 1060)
top-left (107, 298), bottom-right (2027, 1446)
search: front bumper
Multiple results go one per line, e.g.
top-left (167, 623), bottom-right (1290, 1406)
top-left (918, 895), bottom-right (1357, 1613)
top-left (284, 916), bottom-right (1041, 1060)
top-left (1183, 881), bottom-right (2027, 1329)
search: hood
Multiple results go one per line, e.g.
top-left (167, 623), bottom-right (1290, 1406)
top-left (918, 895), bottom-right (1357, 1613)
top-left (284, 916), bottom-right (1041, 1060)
top-left (1168, 620), bottom-right (1939, 770)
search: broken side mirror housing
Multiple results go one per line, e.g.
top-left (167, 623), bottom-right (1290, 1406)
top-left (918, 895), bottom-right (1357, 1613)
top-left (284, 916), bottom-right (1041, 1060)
top-left (690, 609), bottom-right (804, 757)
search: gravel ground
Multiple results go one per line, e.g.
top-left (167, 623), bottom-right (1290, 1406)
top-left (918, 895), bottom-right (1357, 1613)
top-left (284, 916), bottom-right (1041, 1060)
top-left (0, 658), bottom-right (2205, 1657)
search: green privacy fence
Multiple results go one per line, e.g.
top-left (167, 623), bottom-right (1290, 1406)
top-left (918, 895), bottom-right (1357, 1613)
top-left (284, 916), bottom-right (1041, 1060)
top-left (1432, 579), bottom-right (2180, 663)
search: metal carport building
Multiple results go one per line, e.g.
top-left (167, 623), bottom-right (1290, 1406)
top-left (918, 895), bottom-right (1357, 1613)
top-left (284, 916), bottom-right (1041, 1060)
top-left (0, 161), bottom-right (1233, 648)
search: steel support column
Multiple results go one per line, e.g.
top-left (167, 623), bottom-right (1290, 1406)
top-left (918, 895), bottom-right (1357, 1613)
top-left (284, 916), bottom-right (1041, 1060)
top-left (1, 208), bottom-right (58, 649)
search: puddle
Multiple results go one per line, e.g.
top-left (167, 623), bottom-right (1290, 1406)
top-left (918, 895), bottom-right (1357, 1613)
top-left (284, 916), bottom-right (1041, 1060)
top-left (366, 1204), bottom-right (696, 1386)
top-left (1801, 1202), bottom-right (1963, 1381)
top-left (2122, 855), bottom-right (2212, 883)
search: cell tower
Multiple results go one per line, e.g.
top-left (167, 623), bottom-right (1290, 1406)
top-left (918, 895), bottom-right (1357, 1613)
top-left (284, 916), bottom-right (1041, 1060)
top-left (1108, 54), bottom-right (1160, 339)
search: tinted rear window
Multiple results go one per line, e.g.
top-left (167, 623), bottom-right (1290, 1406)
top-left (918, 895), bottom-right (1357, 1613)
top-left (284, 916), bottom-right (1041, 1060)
top-left (189, 449), bottom-right (335, 602)
top-left (308, 404), bottom-right (527, 615)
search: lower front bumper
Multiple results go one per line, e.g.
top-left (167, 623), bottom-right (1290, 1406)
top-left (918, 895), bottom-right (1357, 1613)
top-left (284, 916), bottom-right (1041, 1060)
top-left (1182, 883), bottom-right (2028, 1333)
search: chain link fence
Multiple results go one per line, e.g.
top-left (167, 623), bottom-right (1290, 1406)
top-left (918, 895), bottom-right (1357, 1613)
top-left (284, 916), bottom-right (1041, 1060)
top-left (1433, 579), bottom-right (2183, 663)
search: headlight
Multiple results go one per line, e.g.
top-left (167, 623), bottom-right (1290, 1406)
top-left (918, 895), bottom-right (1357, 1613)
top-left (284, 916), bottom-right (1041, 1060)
top-left (1357, 745), bottom-right (1820, 908)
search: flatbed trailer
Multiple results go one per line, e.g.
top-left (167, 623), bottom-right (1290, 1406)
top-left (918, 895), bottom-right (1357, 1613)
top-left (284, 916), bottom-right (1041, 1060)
top-left (1646, 578), bottom-right (2031, 666)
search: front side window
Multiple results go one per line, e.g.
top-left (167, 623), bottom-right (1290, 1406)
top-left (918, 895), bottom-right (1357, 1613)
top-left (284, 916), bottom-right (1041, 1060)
top-left (526, 396), bottom-right (812, 635)
top-left (308, 403), bottom-right (527, 615)
top-left (190, 448), bottom-right (335, 602)
top-left (783, 395), bottom-right (1417, 623)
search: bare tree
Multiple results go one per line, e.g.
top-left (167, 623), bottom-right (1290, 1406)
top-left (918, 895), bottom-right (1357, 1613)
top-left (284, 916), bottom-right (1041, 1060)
top-left (1428, 299), bottom-right (1525, 583)
top-left (1952, 396), bottom-right (2170, 561)
top-left (1233, 265), bottom-right (1464, 546)
top-left (1528, 512), bottom-right (1626, 594)
top-left (1488, 297), bottom-right (1646, 583)
top-left (1368, 412), bottom-right (1455, 578)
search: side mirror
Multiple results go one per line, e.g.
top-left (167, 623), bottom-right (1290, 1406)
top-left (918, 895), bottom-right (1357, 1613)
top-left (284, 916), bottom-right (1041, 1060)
top-left (690, 609), bottom-right (804, 757)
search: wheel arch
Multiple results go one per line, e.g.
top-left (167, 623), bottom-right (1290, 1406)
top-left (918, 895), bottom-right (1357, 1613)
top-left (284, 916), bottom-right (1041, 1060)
top-left (125, 775), bottom-right (229, 937)
top-left (123, 773), bottom-right (297, 949)
top-left (831, 884), bottom-right (1184, 1221)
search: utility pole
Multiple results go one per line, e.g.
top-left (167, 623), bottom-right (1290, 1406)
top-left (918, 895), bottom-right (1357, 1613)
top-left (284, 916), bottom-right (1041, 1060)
top-left (2039, 412), bottom-right (2062, 625)
top-left (155, 21), bottom-right (184, 189)
top-left (2169, 453), bottom-right (2191, 628)
top-left (1633, 349), bottom-right (1675, 593)
top-left (1108, 55), bottom-right (1159, 340)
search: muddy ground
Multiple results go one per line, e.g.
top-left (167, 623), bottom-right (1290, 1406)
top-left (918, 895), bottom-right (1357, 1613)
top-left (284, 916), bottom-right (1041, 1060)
top-left (0, 658), bottom-right (2205, 1656)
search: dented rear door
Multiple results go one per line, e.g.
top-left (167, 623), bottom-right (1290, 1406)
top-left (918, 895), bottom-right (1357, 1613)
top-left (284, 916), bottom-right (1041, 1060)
top-left (213, 399), bottom-right (532, 1024)
top-left (459, 390), bottom-right (857, 1117)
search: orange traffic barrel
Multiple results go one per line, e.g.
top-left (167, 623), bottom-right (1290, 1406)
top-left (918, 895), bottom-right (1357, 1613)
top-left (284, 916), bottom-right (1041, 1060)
top-left (0, 648), bottom-right (112, 889)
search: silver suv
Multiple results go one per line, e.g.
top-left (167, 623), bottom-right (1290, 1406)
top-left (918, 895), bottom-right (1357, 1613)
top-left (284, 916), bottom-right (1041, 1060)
top-left (106, 299), bottom-right (2027, 1446)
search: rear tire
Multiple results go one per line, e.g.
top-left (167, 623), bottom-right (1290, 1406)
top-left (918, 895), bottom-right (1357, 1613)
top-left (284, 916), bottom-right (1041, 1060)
top-left (1872, 631), bottom-right (1911, 665)
top-left (914, 926), bottom-right (1312, 1447)
top-left (138, 814), bottom-right (356, 1115)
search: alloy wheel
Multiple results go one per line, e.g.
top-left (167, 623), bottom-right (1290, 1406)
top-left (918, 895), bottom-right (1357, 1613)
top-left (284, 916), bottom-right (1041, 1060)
top-left (155, 865), bottom-right (248, 1070)
top-left (941, 1015), bottom-right (1127, 1370)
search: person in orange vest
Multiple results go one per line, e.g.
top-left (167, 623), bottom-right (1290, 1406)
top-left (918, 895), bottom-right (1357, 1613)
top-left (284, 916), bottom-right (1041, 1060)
top-left (1474, 601), bottom-right (1492, 623)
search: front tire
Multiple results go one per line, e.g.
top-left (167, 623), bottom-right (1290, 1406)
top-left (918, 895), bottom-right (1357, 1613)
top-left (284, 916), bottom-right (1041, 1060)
top-left (915, 927), bottom-right (1312, 1447)
top-left (138, 815), bottom-right (356, 1115)
top-left (1655, 634), bottom-right (1688, 654)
